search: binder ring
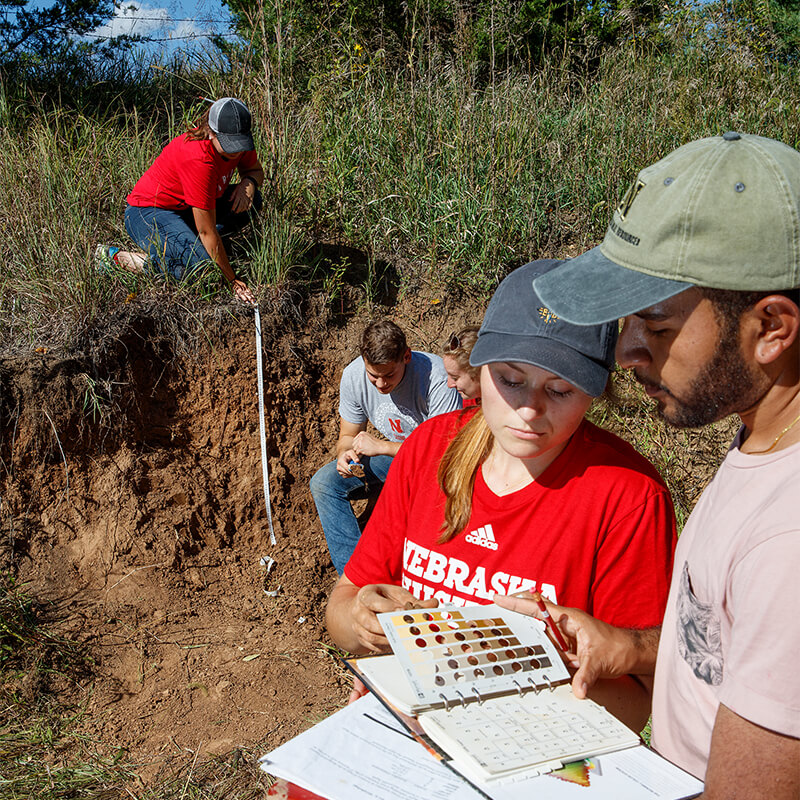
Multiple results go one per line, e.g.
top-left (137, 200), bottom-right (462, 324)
top-left (471, 686), bottom-right (485, 705)
top-left (542, 674), bottom-right (555, 692)
top-left (439, 693), bottom-right (451, 711)
top-left (512, 679), bottom-right (524, 697)
top-left (455, 690), bottom-right (467, 707)
top-left (526, 676), bottom-right (541, 694)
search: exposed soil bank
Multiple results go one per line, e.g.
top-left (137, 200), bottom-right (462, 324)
top-left (0, 286), bottom-right (483, 780)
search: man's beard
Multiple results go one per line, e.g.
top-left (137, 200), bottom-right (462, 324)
top-left (641, 325), bottom-right (767, 428)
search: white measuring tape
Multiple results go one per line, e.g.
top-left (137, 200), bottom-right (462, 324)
top-left (254, 305), bottom-right (277, 546)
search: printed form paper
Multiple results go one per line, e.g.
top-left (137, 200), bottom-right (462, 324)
top-left (261, 694), bottom-right (478, 800)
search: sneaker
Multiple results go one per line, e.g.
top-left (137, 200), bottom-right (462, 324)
top-left (95, 244), bottom-right (120, 274)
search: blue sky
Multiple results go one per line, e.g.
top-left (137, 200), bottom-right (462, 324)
top-left (89, 0), bottom-right (237, 56)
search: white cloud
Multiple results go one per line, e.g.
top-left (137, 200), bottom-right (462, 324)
top-left (171, 19), bottom-right (204, 40)
top-left (92, 1), bottom-right (206, 41)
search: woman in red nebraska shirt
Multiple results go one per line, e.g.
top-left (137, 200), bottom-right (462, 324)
top-left (326, 259), bottom-right (678, 729)
top-left (107, 97), bottom-right (263, 304)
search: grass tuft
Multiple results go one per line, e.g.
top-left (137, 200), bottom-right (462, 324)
top-left (0, 574), bottom-right (138, 799)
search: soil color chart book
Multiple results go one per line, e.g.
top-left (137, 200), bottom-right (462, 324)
top-left (379, 604), bottom-right (570, 710)
top-left (346, 604), bottom-right (641, 785)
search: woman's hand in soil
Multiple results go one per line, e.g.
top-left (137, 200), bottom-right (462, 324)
top-left (352, 584), bottom-right (438, 653)
top-left (229, 179), bottom-right (256, 213)
top-left (232, 279), bottom-right (256, 304)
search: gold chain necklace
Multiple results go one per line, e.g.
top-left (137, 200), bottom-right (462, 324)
top-left (747, 409), bottom-right (800, 454)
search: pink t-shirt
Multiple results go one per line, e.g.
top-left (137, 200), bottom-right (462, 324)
top-left (346, 410), bottom-right (677, 628)
top-left (652, 433), bottom-right (800, 779)
top-left (127, 133), bottom-right (258, 211)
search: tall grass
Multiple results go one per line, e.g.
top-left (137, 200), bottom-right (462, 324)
top-left (0, 13), bottom-right (798, 349)
top-left (288, 43), bottom-right (800, 292)
top-left (0, 101), bottom-right (161, 346)
top-left (3, 35), bottom-right (799, 350)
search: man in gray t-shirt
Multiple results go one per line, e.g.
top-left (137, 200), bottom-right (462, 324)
top-left (310, 320), bottom-right (461, 574)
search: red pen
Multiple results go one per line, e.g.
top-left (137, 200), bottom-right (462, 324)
top-left (532, 592), bottom-right (569, 652)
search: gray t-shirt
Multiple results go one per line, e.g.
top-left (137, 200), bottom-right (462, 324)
top-left (338, 352), bottom-right (462, 442)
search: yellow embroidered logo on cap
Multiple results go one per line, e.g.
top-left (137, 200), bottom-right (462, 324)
top-left (538, 307), bottom-right (559, 323)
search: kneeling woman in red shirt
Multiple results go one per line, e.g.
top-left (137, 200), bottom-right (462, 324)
top-left (109, 97), bottom-right (263, 303)
top-left (326, 259), bottom-right (677, 729)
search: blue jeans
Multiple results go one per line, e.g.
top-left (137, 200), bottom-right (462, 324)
top-left (124, 185), bottom-right (262, 280)
top-left (310, 455), bottom-right (394, 575)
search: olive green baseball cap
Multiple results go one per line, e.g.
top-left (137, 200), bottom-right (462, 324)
top-left (534, 132), bottom-right (800, 324)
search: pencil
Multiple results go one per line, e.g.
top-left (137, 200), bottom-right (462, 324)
top-left (532, 592), bottom-right (569, 652)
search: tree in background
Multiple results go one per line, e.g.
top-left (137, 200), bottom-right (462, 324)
top-left (0, 0), bottom-right (112, 59)
top-left (659, 0), bottom-right (800, 65)
top-left (223, 0), bottom-right (677, 78)
top-left (721, 0), bottom-right (800, 61)
top-left (0, 1), bottom-right (169, 115)
top-left (770, 0), bottom-right (800, 56)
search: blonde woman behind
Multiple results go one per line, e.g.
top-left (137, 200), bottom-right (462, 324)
top-left (442, 326), bottom-right (481, 404)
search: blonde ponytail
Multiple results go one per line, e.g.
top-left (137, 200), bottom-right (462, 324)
top-left (437, 411), bottom-right (494, 543)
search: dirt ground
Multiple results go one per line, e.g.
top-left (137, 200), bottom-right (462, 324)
top-left (0, 284), bottom-right (487, 782)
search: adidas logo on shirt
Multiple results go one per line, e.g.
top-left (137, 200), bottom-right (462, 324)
top-left (465, 523), bottom-right (498, 550)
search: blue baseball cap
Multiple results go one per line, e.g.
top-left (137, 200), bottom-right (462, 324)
top-left (469, 259), bottom-right (617, 397)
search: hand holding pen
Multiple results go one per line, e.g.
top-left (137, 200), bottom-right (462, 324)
top-left (495, 592), bottom-right (650, 700)
top-left (530, 591), bottom-right (570, 651)
top-left (494, 590), bottom-right (574, 658)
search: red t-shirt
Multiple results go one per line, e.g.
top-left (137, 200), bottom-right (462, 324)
top-left (345, 410), bottom-right (677, 628)
top-left (126, 133), bottom-right (259, 211)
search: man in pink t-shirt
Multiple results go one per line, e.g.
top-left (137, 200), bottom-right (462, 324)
top-left (499, 133), bottom-right (800, 797)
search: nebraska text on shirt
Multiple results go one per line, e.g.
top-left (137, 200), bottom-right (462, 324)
top-left (402, 539), bottom-right (557, 606)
